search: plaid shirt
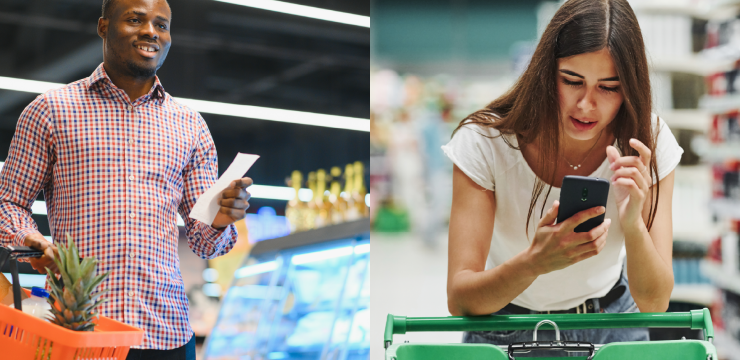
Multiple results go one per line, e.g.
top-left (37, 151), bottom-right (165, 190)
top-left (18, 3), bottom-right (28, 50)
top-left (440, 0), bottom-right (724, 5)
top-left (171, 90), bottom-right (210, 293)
top-left (0, 63), bottom-right (238, 349)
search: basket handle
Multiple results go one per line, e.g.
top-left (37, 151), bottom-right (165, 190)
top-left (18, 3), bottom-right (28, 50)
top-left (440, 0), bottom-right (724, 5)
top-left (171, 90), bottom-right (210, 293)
top-left (0, 246), bottom-right (45, 311)
top-left (383, 308), bottom-right (714, 349)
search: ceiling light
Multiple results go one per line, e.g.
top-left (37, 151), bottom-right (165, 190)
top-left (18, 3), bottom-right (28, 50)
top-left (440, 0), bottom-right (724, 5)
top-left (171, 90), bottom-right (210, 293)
top-left (214, 0), bottom-right (369, 28)
top-left (0, 77), bottom-right (369, 132)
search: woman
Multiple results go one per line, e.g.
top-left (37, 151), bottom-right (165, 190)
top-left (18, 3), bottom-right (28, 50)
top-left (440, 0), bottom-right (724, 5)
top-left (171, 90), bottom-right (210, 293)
top-left (442, 0), bottom-right (682, 346)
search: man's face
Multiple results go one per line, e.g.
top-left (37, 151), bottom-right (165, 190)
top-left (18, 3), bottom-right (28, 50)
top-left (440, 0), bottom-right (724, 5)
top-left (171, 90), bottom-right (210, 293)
top-left (99, 0), bottom-right (172, 79)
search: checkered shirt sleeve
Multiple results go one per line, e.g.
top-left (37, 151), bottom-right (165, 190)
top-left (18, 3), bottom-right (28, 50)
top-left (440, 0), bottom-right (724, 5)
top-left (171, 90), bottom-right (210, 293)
top-left (0, 95), bottom-right (52, 247)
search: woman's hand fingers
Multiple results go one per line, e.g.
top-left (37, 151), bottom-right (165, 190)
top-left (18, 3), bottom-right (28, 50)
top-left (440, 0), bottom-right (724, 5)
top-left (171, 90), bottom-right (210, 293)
top-left (608, 156), bottom-right (644, 171)
top-left (538, 200), bottom-right (560, 228)
top-left (606, 145), bottom-right (621, 165)
top-left (629, 138), bottom-right (652, 167)
top-left (561, 206), bottom-right (606, 234)
top-left (611, 167), bottom-right (649, 192)
top-left (571, 226), bottom-right (610, 263)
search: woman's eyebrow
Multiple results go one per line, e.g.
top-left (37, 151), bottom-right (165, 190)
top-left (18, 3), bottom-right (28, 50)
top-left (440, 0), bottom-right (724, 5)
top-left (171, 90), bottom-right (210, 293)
top-left (559, 69), bottom-right (619, 81)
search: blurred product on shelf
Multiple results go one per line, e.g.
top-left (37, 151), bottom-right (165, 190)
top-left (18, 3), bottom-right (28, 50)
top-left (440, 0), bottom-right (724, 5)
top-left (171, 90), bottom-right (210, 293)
top-left (709, 112), bottom-right (740, 144)
top-left (370, 70), bottom-right (471, 244)
top-left (287, 171), bottom-right (309, 233)
top-left (202, 220), bottom-right (369, 360)
top-left (285, 162), bottom-right (369, 233)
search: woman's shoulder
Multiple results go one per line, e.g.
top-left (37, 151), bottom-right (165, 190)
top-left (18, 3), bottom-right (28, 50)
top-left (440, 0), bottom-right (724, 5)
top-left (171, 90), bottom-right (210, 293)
top-left (650, 112), bottom-right (684, 182)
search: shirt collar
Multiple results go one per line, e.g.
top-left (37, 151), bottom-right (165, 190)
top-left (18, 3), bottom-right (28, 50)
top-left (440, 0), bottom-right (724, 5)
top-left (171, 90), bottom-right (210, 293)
top-left (87, 63), bottom-right (166, 105)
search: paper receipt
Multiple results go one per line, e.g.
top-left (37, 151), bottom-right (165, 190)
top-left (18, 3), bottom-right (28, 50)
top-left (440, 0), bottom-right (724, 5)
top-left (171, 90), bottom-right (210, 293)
top-left (189, 152), bottom-right (260, 225)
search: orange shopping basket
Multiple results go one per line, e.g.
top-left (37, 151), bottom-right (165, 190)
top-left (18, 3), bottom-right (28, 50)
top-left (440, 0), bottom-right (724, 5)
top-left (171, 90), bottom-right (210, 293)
top-left (0, 245), bottom-right (144, 359)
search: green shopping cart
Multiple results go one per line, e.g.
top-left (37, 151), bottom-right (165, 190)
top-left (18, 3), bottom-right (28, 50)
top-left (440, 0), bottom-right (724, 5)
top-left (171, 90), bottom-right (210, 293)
top-left (384, 309), bottom-right (717, 360)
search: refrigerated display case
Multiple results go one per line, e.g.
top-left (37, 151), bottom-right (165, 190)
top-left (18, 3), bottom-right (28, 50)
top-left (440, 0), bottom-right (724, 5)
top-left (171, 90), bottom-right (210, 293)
top-left (203, 218), bottom-right (370, 360)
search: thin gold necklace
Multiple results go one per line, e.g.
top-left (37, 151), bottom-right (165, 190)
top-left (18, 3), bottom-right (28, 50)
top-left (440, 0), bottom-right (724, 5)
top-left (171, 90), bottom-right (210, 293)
top-left (564, 130), bottom-right (603, 170)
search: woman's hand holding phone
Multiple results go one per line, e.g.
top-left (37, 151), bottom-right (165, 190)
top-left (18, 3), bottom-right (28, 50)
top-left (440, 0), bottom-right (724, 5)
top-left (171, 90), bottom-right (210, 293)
top-left (527, 200), bottom-right (611, 275)
top-left (606, 139), bottom-right (651, 230)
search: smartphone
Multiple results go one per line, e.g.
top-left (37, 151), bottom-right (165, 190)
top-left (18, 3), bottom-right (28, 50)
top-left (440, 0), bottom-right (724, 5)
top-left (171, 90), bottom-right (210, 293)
top-left (556, 175), bottom-right (610, 233)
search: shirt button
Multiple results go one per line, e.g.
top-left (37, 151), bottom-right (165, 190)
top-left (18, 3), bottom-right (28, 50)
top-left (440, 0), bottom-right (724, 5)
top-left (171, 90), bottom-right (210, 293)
top-left (130, 212), bottom-right (136, 219)
top-left (128, 105), bottom-right (133, 111)
top-left (129, 175), bottom-right (135, 181)
top-left (128, 139), bottom-right (134, 145)
top-left (129, 252), bottom-right (135, 258)
top-left (128, 291), bottom-right (134, 297)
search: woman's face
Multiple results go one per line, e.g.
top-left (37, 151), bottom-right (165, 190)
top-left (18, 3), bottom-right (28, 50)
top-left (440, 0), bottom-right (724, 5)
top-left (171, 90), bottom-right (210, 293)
top-left (557, 47), bottom-right (624, 142)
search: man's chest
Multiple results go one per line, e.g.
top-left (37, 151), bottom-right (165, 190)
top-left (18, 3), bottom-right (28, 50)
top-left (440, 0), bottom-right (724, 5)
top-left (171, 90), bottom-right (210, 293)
top-left (50, 103), bottom-right (196, 185)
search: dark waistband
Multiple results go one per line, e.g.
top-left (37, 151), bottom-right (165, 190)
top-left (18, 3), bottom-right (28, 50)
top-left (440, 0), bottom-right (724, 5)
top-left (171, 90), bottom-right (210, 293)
top-left (503, 276), bottom-right (626, 315)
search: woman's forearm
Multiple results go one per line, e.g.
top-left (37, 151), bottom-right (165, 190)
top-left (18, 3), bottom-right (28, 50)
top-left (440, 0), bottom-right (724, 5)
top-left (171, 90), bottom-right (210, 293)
top-left (623, 222), bottom-right (673, 312)
top-left (448, 249), bottom-right (540, 316)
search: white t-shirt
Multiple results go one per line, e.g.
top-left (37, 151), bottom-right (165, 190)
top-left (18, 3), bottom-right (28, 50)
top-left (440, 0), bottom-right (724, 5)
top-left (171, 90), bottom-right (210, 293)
top-left (441, 113), bottom-right (683, 311)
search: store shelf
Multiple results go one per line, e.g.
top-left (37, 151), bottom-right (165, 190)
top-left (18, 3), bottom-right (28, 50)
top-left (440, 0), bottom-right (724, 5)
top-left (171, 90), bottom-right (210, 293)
top-left (709, 198), bottom-right (740, 219)
top-left (660, 109), bottom-right (712, 132)
top-left (651, 55), bottom-right (739, 76)
top-left (702, 260), bottom-right (740, 295)
top-left (691, 137), bottom-right (740, 161)
top-left (714, 328), bottom-right (740, 360)
top-left (631, 0), bottom-right (740, 20)
top-left (671, 284), bottom-right (717, 306)
top-left (699, 94), bottom-right (740, 114)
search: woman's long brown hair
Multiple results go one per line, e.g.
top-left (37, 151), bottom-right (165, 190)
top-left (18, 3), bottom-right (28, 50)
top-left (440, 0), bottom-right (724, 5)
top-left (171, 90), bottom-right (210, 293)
top-left (452, 0), bottom-right (659, 237)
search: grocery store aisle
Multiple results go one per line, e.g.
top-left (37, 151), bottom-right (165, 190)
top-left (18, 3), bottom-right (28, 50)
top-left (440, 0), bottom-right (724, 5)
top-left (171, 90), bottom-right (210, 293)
top-left (370, 232), bottom-right (461, 360)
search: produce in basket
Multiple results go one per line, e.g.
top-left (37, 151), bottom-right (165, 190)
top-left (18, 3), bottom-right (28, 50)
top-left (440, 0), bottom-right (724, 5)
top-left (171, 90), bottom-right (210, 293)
top-left (44, 234), bottom-right (110, 331)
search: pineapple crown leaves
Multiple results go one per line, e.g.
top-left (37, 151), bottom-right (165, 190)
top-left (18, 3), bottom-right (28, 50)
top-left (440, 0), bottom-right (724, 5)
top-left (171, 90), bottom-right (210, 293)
top-left (43, 233), bottom-right (111, 331)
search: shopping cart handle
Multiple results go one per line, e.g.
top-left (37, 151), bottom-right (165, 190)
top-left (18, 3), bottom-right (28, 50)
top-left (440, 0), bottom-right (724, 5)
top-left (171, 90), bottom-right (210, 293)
top-left (0, 246), bottom-right (45, 312)
top-left (384, 309), bottom-right (714, 349)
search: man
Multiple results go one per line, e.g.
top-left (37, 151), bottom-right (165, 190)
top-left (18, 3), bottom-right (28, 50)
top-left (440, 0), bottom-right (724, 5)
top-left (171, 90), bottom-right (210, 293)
top-left (0, 0), bottom-right (250, 358)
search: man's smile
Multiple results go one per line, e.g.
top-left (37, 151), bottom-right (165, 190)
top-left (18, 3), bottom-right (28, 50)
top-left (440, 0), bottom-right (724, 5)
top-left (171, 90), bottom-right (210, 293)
top-left (134, 42), bottom-right (159, 59)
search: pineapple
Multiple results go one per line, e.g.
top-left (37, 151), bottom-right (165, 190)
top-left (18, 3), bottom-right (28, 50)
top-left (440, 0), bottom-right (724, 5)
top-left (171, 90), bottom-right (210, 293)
top-left (44, 233), bottom-right (110, 331)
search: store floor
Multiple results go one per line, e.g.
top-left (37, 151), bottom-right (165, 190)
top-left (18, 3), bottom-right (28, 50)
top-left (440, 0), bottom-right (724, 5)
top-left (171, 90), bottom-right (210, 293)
top-left (370, 230), bottom-right (461, 360)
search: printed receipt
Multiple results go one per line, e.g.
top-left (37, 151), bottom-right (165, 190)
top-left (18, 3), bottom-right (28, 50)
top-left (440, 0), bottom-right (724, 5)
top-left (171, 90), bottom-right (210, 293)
top-left (189, 153), bottom-right (260, 225)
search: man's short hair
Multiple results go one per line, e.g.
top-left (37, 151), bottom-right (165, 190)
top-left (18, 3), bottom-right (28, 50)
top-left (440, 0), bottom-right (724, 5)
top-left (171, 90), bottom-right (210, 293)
top-left (101, 0), bottom-right (170, 19)
top-left (101, 0), bottom-right (116, 19)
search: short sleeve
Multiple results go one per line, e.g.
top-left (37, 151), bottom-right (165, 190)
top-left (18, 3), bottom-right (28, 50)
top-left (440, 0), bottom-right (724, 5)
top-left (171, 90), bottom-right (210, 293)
top-left (653, 114), bottom-right (684, 185)
top-left (441, 124), bottom-right (496, 191)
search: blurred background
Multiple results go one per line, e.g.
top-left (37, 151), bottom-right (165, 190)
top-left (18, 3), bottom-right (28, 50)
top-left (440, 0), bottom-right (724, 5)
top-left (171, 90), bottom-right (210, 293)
top-left (370, 0), bottom-right (740, 359)
top-left (0, 0), bottom-right (369, 358)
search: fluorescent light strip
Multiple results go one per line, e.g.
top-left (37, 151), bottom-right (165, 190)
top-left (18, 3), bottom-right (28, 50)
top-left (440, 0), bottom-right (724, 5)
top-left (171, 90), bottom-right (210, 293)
top-left (354, 243), bottom-right (369, 255)
top-left (0, 76), bottom-right (369, 132)
top-left (291, 243), bottom-right (368, 265)
top-left (176, 98), bottom-right (369, 131)
top-left (214, 0), bottom-right (369, 28)
top-left (235, 260), bottom-right (278, 278)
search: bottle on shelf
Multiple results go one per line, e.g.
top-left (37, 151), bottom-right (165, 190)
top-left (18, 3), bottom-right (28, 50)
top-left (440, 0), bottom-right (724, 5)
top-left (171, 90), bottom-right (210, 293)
top-left (305, 171), bottom-right (318, 230)
top-left (329, 167), bottom-right (346, 225)
top-left (286, 170), bottom-right (307, 233)
top-left (344, 163), bottom-right (360, 221)
top-left (353, 161), bottom-right (369, 217)
top-left (314, 169), bottom-right (330, 228)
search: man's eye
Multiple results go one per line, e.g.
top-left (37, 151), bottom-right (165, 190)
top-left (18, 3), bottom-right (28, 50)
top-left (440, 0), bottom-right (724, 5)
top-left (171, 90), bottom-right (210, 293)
top-left (130, 18), bottom-right (140, 23)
